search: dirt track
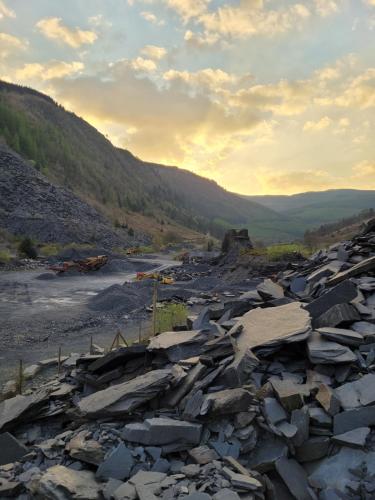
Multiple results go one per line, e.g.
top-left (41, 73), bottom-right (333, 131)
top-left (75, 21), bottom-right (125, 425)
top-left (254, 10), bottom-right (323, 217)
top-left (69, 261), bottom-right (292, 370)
top-left (0, 257), bottom-right (177, 384)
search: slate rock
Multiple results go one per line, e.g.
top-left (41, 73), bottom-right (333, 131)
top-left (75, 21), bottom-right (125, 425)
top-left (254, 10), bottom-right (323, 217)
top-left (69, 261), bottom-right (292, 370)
top-left (0, 391), bottom-right (48, 432)
top-left (123, 417), bottom-right (202, 446)
top-left (335, 373), bottom-right (375, 410)
top-left (223, 302), bottom-right (311, 386)
top-left (200, 388), bottom-right (252, 416)
top-left (316, 327), bottom-right (363, 347)
top-left (184, 494), bottom-right (212, 500)
top-left (0, 432), bottom-right (28, 466)
top-left (275, 457), bottom-right (315, 500)
top-left (332, 427), bottom-right (370, 448)
top-left (78, 368), bottom-right (176, 417)
top-left (316, 384), bottom-right (340, 416)
top-left (295, 437), bottom-right (330, 463)
top-left (246, 435), bottom-right (288, 472)
top-left (271, 378), bottom-right (306, 411)
top-left (37, 465), bottom-right (101, 499)
top-left (147, 330), bottom-right (211, 362)
top-left (188, 445), bottom-right (219, 464)
top-left (307, 332), bottom-right (357, 364)
top-left (326, 255), bottom-right (375, 286)
top-left (314, 303), bottom-right (361, 329)
top-left (257, 279), bottom-right (284, 300)
top-left (291, 406), bottom-right (310, 446)
top-left (213, 489), bottom-right (240, 500)
top-left (96, 443), bottom-right (134, 481)
top-left (305, 280), bottom-right (358, 319)
top-left (0, 478), bottom-right (23, 497)
top-left (263, 397), bottom-right (287, 426)
top-left (66, 430), bottom-right (104, 466)
top-left (333, 406), bottom-right (375, 434)
top-left (351, 321), bottom-right (375, 336)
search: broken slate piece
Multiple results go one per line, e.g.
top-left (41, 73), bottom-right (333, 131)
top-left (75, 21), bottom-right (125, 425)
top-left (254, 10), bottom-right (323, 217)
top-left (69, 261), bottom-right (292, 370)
top-left (257, 279), bottom-right (284, 300)
top-left (188, 445), bottom-right (219, 464)
top-left (223, 302), bottom-right (311, 386)
top-left (317, 327), bottom-right (363, 347)
top-left (96, 443), bottom-right (134, 481)
top-left (147, 330), bottom-right (211, 362)
top-left (316, 384), bottom-right (340, 416)
top-left (78, 368), bottom-right (176, 417)
top-left (307, 332), bottom-right (357, 364)
top-left (332, 427), bottom-right (370, 448)
top-left (37, 465), bottom-right (101, 500)
top-left (314, 303), bottom-right (361, 329)
top-left (0, 391), bottom-right (48, 432)
top-left (200, 388), bottom-right (252, 416)
top-left (335, 373), bottom-right (375, 410)
top-left (326, 255), bottom-right (375, 286)
top-left (0, 478), bottom-right (23, 497)
top-left (246, 435), bottom-right (288, 472)
top-left (305, 280), bottom-right (357, 319)
top-left (291, 406), bottom-right (310, 447)
top-left (263, 397), bottom-right (287, 426)
top-left (295, 437), bottom-right (330, 463)
top-left (123, 417), bottom-right (202, 446)
top-left (275, 457), bottom-right (315, 500)
top-left (270, 378), bottom-right (306, 411)
top-left (0, 432), bottom-right (28, 466)
top-left (333, 406), bottom-right (375, 434)
top-left (351, 321), bottom-right (375, 336)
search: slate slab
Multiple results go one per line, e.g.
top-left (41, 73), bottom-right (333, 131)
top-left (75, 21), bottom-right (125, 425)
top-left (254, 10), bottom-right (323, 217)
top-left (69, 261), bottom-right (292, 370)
top-left (307, 332), bottom-right (357, 364)
top-left (0, 432), bottom-right (28, 466)
top-left (96, 443), bottom-right (134, 481)
top-left (37, 465), bottom-right (101, 499)
top-left (305, 280), bottom-right (358, 319)
top-left (314, 303), bottom-right (361, 329)
top-left (275, 457), bottom-right (315, 500)
top-left (326, 255), bottom-right (375, 286)
top-left (332, 427), bottom-right (370, 448)
top-left (335, 373), bottom-right (375, 410)
top-left (123, 417), bottom-right (202, 446)
top-left (78, 368), bottom-right (176, 417)
top-left (333, 406), bottom-right (375, 434)
top-left (316, 326), bottom-right (363, 346)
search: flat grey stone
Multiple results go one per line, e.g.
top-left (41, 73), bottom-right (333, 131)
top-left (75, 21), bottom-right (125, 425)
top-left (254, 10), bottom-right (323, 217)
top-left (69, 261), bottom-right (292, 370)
top-left (335, 373), bottom-right (375, 410)
top-left (200, 388), bottom-right (252, 416)
top-left (295, 437), bottom-right (330, 462)
top-left (123, 417), bottom-right (202, 446)
top-left (96, 443), bottom-right (134, 481)
top-left (308, 407), bottom-right (331, 427)
top-left (332, 427), bottom-right (370, 448)
top-left (188, 445), bottom-right (219, 464)
top-left (103, 479), bottom-right (124, 500)
top-left (222, 302), bottom-right (311, 386)
top-left (307, 332), bottom-right (357, 364)
top-left (275, 457), bottom-right (315, 500)
top-left (334, 406), bottom-right (375, 434)
top-left (305, 280), bottom-right (358, 319)
top-left (0, 391), bottom-right (48, 432)
top-left (66, 430), bottom-right (104, 466)
top-left (247, 435), bottom-right (288, 472)
top-left (316, 384), bottom-right (340, 416)
top-left (314, 303), bottom-right (361, 329)
top-left (147, 330), bottom-right (210, 362)
top-left (290, 276), bottom-right (307, 294)
top-left (78, 368), bottom-right (176, 417)
top-left (184, 494), bottom-right (212, 500)
top-left (151, 459), bottom-right (170, 473)
top-left (0, 432), bottom-right (28, 466)
top-left (37, 465), bottom-right (101, 499)
top-left (317, 327), bottom-right (363, 346)
top-left (291, 406), bottom-right (310, 446)
top-left (257, 279), bottom-right (284, 300)
top-left (351, 321), bottom-right (375, 336)
top-left (326, 255), bottom-right (375, 286)
top-left (113, 481), bottom-right (137, 500)
top-left (213, 489), bottom-right (240, 500)
top-left (263, 397), bottom-right (287, 426)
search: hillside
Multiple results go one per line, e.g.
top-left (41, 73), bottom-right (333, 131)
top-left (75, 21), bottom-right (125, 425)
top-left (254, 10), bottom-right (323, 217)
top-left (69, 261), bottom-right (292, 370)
top-left (0, 80), bottom-right (287, 243)
top-left (247, 189), bottom-right (375, 228)
top-left (0, 143), bottom-right (138, 247)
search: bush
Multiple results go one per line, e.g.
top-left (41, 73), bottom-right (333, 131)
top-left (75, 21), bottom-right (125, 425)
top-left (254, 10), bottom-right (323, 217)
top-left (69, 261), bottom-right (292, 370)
top-left (128, 227), bottom-right (135, 237)
top-left (0, 249), bottom-right (11, 263)
top-left (18, 237), bottom-right (37, 259)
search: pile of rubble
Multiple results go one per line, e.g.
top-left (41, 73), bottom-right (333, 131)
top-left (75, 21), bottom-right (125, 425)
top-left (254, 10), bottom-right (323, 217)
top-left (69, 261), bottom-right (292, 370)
top-left (1, 219), bottom-right (375, 499)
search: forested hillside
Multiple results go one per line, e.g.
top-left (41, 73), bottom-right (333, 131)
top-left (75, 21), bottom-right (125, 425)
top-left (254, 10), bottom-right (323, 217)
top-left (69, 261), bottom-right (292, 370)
top-left (0, 80), bottom-right (286, 242)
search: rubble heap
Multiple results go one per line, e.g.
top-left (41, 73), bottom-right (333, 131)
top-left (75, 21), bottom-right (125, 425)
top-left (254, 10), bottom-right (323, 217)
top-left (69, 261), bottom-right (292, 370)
top-left (1, 220), bottom-right (375, 499)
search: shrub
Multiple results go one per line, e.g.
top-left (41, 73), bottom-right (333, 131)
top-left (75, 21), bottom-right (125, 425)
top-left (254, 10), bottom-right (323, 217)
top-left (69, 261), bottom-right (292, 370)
top-left (18, 237), bottom-right (37, 259)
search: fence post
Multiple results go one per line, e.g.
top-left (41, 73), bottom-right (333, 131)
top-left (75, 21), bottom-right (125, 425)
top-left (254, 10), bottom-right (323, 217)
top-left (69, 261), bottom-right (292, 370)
top-left (17, 360), bottom-right (23, 395)
top-left (152, 281), bottom-right (158, 337)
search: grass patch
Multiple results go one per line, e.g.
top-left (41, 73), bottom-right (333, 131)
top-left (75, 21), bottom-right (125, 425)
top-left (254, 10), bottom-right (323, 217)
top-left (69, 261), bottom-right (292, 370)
top-left (155, 303), bottom-right (188, 334)
top-left (243, 243), bottom-right (312, 262)
top-left (0, 249), bottom-right (12, 262)
top-left (39, 243), bottom-right (61, 257)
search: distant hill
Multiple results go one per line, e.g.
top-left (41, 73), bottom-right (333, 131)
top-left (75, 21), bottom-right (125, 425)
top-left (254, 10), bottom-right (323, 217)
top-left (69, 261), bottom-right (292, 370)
top-left (246, 190), bottom-right (375, 228)
top-left (0, 80), bottom-right (287, 244)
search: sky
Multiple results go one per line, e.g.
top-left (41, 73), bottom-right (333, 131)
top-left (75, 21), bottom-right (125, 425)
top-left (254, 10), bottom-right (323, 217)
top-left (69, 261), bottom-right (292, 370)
top-left (0, 0), bottom-right (374, 195)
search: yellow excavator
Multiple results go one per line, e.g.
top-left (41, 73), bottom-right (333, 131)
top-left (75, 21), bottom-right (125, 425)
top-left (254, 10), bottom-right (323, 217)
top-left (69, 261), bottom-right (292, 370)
top-left (135, 272), bottom-right (174, 285)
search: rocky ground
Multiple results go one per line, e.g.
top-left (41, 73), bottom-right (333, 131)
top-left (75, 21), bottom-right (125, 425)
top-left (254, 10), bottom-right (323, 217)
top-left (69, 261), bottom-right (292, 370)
top-left (0, 221), bottom-right (375, 499)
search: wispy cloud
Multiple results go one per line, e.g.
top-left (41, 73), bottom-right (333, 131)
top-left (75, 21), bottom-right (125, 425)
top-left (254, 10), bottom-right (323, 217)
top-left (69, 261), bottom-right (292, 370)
top-left (36, 17), bottom-right (97, 48)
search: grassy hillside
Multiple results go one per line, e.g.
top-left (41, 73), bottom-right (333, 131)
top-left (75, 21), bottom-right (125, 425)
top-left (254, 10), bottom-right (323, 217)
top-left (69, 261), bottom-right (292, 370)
top-left (0, 80), bottom-right (288, 243)
top-left (247, 190), bottom-right (375, 228)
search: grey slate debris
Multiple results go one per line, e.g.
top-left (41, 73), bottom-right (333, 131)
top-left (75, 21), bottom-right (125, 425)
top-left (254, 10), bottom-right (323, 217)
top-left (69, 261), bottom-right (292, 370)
top-left (1, 221), bottom-right (375, 500)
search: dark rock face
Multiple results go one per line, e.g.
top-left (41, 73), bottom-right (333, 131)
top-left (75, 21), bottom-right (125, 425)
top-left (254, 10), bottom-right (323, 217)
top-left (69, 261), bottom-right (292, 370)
top-left (0, 145), bottom-right (140, 248)
top-left (221, 229), bottom-right (253, 254)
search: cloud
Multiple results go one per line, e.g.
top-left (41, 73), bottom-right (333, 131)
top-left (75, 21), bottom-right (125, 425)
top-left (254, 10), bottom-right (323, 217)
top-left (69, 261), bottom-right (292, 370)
top-left (11, 61), bottom-right (84, 82)
top-left (129, 57), bottom-right (157, 72)
top-left (255, 168), bottom-right (337, 193)
top-left (353, 160), bottom-right (375, 177)
top-left (0, 32), bottom-right (27, 59)
top-left (88, 15), bottom-right (112, 28)
top-left (313, 0), bottom-right (340, 17)
top-left (36, 17), bottom-right (97, 48)
top-left (140, 45), bottom-right (167, 60)
top-left (363, 0), bottom-right (375, 6)
top-left (184, 29), bottom-right (220, 48)
top-left (51, 61), bottom-right (260, 168)
top-left (303, 116), bottom-right (332, 131)
top-left (140, 11), bottom-right (165, 25)
top-left (0, 0), bottom-right (15, 19)
top-left (164, 0), bottom-right (211, 23)
top-left (163, 68), bottom-right (252, 93)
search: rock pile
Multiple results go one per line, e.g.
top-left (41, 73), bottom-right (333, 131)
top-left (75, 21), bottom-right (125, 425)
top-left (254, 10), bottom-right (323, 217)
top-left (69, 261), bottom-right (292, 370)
top-left (1, 221), bottom-right (375, 499)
